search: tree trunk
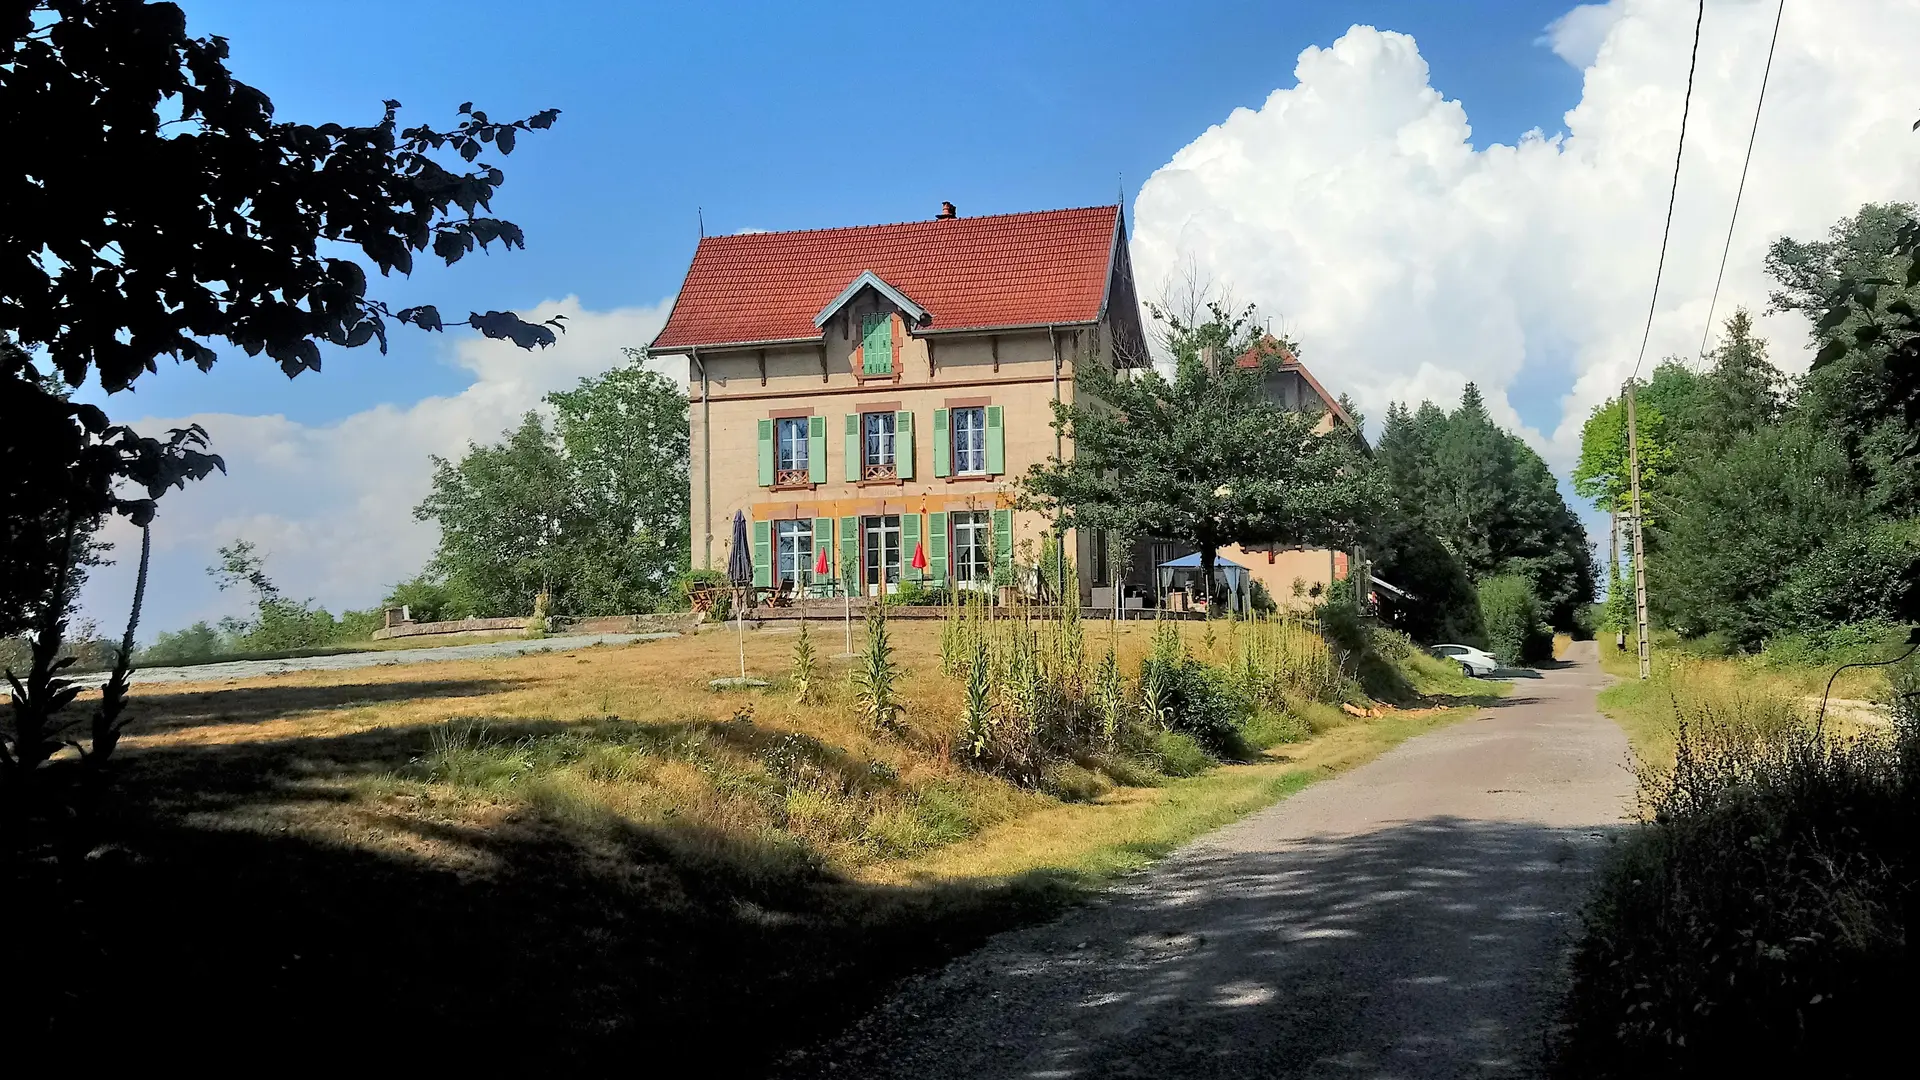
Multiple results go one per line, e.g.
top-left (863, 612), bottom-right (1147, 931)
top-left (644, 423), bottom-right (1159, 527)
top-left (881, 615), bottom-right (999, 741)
top-left (1197, 540), bottom-right (1216, 616)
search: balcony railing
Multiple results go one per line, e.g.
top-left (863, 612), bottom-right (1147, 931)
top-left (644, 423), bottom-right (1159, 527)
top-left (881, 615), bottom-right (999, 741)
top-left (863, 461), bottom-right (897, 481)
top-left (775, 468), bottom-right (810, 488)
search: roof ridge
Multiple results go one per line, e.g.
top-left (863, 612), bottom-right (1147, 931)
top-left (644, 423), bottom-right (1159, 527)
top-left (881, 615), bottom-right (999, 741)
top-left (699, 204), bottom-right (1119, 245)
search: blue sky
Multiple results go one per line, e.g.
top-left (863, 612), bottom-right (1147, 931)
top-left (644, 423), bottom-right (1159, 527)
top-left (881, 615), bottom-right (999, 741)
top-left (133, 0), bottom-right (1584, 430)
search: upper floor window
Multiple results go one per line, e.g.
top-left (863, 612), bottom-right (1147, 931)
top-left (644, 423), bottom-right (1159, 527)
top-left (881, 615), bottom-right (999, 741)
top-left (951, 406), bottom-right (986, 475)
top-left (861, 313), bottom-right (893, 375)
top-left (775, 416), bottom-right (808, 485)
top-left (863, 411), bottom-right (896, 480)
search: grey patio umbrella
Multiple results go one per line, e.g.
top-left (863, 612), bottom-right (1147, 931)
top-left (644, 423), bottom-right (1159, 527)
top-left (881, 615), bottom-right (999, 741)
top-left (726, 510), bottom-right (753, 679)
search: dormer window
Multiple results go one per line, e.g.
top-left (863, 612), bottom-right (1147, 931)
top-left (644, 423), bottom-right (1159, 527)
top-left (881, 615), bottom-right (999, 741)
top-left (861, 313), bottom-right (893, 375)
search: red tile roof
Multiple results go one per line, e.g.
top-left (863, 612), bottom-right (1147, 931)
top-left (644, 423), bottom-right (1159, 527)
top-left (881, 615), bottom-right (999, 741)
top-left (650, 205), bottom-right (1121, 351)
top-left (1237, 335), bottom-right (1355, 429)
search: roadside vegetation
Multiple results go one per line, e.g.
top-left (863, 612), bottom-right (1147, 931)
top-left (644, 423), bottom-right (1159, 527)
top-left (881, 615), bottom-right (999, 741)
top-left (1559, 200), bottom-right (1920, 1078)
top-left (20, 608), bottom-right (1493, 1068)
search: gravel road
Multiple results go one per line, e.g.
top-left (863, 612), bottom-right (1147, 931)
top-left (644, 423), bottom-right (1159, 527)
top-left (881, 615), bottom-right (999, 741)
top-left (67, 632), bottom-right (677, 689)
top-left (793, 641), bottom-right (1631, 1079)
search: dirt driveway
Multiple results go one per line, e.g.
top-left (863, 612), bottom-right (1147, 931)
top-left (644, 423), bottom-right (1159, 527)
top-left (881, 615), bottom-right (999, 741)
top-left (794, 642), bottom-right (1632, 1079)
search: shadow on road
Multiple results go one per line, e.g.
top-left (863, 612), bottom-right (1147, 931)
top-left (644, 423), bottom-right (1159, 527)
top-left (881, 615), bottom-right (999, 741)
top-left (804, 815), bottom-right (1623, 1079)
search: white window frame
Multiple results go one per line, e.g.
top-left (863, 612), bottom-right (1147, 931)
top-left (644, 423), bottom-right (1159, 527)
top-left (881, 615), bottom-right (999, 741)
top-left (952, 510), bottom-right (992, 586)
top-left (951, 406), bottom-right (986, 476)
top-left (774, 519), bottom-right (812, 587)
top-left (775, 416), bottom-right (809, 474)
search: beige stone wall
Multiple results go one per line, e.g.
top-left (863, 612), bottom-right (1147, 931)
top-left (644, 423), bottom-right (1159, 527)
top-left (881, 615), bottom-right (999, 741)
top-left (682, 315), bottom-right (1111, 594)
top-left (1223, 545), bottom-right (1351, 610)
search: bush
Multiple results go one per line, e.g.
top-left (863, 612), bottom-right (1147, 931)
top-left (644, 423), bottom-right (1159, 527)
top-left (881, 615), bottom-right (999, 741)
top-left (1477, 574), bottom-right (1552, 666)
top-left (140, 621), bottom-right (226, 666)
top-left (1140, 650), bottom-right (1246, 755)
top-left (1559, 692), bottom-right (1918, 1077)
top-left (1772, 518), bottom-right (1920, 632)
top-left (384, 573), bottom-right (480, 623)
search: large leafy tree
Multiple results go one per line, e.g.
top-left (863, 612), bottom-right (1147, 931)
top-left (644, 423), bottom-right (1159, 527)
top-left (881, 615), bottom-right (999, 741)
top-left (416, 356), bottom-right (690, 617)
top-left (1376, 385), bottom-right (1594, 630)
top-left (2, 0), bottom-right (559, 782)
top-left (1024, 303), bottom-right (1382, 592)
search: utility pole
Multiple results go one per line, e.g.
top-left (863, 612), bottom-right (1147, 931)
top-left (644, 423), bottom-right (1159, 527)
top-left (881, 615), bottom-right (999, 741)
top-left (1625, 381), bottom-right (1652, 680)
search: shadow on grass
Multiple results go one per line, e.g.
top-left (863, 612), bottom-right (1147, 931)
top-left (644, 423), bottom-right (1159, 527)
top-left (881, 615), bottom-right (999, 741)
top-left (7, 715), bottom-right (1034, 1072)
top-left (120, 678), bottom-right (530, 734)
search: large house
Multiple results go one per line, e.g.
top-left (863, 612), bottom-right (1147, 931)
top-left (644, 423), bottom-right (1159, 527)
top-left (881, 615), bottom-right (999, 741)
top-left (647, 201), bottom-right (1363, 610)
top-left (647, 202), bottom-right (1149, 601)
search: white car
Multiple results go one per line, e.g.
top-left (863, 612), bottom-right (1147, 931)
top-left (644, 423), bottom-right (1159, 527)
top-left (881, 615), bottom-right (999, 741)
top-left (1433, 644), bottom-right (1500, 677)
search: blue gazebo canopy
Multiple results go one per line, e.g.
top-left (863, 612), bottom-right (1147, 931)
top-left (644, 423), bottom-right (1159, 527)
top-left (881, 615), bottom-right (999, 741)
top-left (1156, 550), bottom-right (1252, 614)
top-left (1156, 551), bottom-right (1248, 570)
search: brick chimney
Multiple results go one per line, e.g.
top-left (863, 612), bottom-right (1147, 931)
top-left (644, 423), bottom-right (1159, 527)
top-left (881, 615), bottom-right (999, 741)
top-left (936, 201), bottom-right (957, 220)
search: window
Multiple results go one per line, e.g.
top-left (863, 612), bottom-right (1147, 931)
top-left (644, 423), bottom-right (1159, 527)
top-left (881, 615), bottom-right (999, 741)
top-left (951, 406), bottom-right (986, 475)
top-left (1091, 527), bottom-right (1110, 586)
top-left (775, 417), bottom-right (809, 486)
top-left (952, 511), bottom-right (992, 585)
top-left (863, 515), bottom-right (902, 593)
top-left (863, 412), bottom-right (896, 480)
top-left (861, 313), bottom-right (892, 375)
top-left (774, 520), bottom-right (812, 587)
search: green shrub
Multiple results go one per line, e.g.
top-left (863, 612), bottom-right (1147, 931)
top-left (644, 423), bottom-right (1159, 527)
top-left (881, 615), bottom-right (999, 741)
top-left (1771, 517), bottom-right (1920, 634)
top-left (384, 572), bottom-right (480, 623)
top-left (1139, 651), bottom-right (1245, 755)
top-left (1557, 690), bottom-right (1920, 1077)
top-left (1148, 730), bottom-right (1213, 777)
top-left (1477, 574), bottom-right (1552, 665)
top-left (139, 621), bottom-right (226, 666)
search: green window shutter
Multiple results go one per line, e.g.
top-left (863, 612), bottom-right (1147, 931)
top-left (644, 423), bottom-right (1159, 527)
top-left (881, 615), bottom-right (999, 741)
top-left (839, 515), bottom-right (859, 595)
top-left (862, 314), bottom-right (892, 374)
top-left (902, 513), bottom-right (922, 581)
top-left (932, 408), bottom-right (951, 478)
top-left (985, 405), bottom-right (1005, 475)
top-left (929, 511), bottom-right (949, 582)
top-left (808, 416), bottom-right (827, 484)
top-left (757, 419), bottom-right (775, 487)
top-left (752, 520), bottom-right (772, 588)
top-left (895, 410), bottom-right (914, 480)
top-left (811, 517), bottom-right (833, 585)
top-left (992, 509), bottom-right (1014, 580)
top-left (844, 413), bottom-right (860, 482)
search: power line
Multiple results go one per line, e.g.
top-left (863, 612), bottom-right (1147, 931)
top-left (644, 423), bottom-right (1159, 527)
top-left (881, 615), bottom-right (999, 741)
top-left (1631, 0), bottom-right (1708, 381)
top-left (1696, 0), bottom-right (1787, 362)
top-left (1624, 0), bottom-right (1707, 681)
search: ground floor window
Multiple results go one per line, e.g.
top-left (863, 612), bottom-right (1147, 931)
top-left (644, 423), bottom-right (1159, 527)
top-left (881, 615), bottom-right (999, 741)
top-left (774, 519), bottom-right (812, 587)
top-left (864, 515), bottom-right (901, 594)
top-left (952, 511), bottom-right (991, 585)
top-left (1091, 527), bottom-right (1110, 585)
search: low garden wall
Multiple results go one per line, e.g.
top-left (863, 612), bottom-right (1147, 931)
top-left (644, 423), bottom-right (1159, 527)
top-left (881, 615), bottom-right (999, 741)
top-left (371, 613), bottom-right (700, 641)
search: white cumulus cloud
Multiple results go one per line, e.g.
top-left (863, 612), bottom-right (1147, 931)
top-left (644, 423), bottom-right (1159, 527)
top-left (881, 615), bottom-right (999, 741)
top-left (1130, 0), bottom-right (1920, 461)
top-left (76, 297), bottom-right (678, 638)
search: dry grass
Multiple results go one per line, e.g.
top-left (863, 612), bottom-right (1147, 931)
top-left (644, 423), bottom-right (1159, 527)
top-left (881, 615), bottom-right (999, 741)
top-left (31, 617), bottom-right (1493, 1070)
top-left (1596, 635), bottom-right (1893, 770)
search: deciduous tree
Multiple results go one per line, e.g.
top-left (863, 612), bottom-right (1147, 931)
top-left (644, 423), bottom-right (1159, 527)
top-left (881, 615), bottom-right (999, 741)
top-left (1024, 304), bottom-right (1381, 594)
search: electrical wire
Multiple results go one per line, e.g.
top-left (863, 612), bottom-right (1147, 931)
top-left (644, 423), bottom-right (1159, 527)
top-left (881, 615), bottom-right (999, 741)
top-left (1815, 632), bottom-right (1920, 739)
top-left (1696, 0), bottom-right (1787, 363)
top-left (1631, 0), bottom-right (1708, 381)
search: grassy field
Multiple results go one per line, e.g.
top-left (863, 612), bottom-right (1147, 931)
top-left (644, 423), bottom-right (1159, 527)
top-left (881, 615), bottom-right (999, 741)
top-left (1592, 632), bottom-right (1896, 768)
top-left (24, 616), bottom-right (1499, 1070)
